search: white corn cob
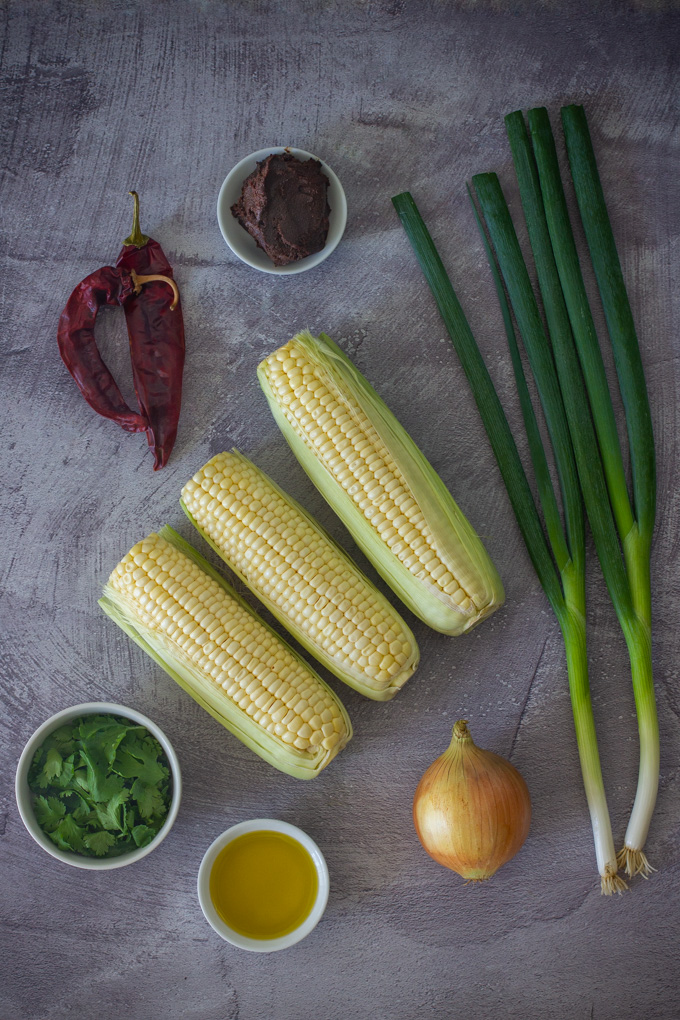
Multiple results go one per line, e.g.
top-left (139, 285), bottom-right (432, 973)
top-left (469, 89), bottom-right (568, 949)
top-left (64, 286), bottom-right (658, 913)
top-left (258, 331), bottom-right (504, 635)
top-left (99, 528), bottom-right (351, 778)
top-left (181, 451), bottom-right (419, 700)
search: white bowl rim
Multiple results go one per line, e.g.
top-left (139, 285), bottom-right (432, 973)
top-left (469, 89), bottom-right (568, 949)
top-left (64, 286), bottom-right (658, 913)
top-left (216, 146), bottom-right (347, 275)
top-left (15, 701), bottom-right (182, 871)
top-left (197, 818), bottom-right (330, 952)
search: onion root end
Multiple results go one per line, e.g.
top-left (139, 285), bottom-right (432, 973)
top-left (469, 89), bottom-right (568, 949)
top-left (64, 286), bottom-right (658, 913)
top-left (600, 866), bottom-right (628, 896)
top-left (617, 845), bottom-right (656, 879)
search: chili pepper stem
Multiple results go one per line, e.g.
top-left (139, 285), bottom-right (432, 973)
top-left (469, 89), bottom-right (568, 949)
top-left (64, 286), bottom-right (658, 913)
top-left (130, 269), bottom-right (179, 311)
top-left (124, 191), bottom-right (150, 248)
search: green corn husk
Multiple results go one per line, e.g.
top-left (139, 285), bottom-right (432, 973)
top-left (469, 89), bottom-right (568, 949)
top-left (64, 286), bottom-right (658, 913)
top-left (258, 330), bottom-right (504, 636)
top-left (99, 526), bottom-right (352, 779)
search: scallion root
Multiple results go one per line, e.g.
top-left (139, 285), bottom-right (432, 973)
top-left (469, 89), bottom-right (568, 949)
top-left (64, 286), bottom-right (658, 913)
top-left (600, 866), bottom-right (628, 896)
top-left (617, 846), bottom-right (656, 879)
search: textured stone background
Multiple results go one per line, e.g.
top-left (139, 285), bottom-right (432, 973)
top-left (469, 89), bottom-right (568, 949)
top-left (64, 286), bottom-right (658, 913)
top-left (1, 2), bottom-right (679, 1018)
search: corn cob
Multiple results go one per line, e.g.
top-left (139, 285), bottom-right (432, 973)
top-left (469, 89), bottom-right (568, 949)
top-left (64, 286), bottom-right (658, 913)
top-left (258, 331), bottom-right (504, 635)
top-left (99, 527), bottom-right (351, 779)
top-left (181, 450), bottom-right (419, 701)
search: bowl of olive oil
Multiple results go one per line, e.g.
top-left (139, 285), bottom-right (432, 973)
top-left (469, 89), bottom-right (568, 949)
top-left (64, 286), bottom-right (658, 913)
top-left (197, 819), bottom-right (329, 951)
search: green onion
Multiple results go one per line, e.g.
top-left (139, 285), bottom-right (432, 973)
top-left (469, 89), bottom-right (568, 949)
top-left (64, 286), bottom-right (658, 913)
top-left (392, 190), bottom-right (623, 893)
top-left (476, 106), bottom-right (657, 880)
top-left (529, 106), bottom-right (658, 877)
top-left (562, 105), bottom-right (657, 875)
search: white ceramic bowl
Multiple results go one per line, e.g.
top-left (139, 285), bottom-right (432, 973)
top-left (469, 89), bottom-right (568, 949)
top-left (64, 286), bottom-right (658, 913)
top-left (15, 701), bottom-right (182, 870)
top-left (197, 818), bottom-right (330, 952)
top-left (217, 147), bottom-right (347, 275)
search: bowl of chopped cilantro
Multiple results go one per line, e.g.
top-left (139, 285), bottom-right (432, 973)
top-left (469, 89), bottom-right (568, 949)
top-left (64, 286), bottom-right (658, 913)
top-left (15, 702), bottom-right (181, 869)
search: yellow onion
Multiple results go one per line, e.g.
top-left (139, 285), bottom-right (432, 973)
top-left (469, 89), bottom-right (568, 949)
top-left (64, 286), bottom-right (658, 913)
top-left (413, 719), bottom-right (531, 881)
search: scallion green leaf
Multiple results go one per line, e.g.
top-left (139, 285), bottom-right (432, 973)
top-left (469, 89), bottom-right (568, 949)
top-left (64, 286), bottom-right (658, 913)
top-left (561, 104), bottom-right (655, 544)
top-left (391, 192), bottom-right (562, 611)
top-left (467, 183), bottom-right (571, 577)
top-left (470, 171), bottom-right (582, 573)
top-left (528, 106), bottom-right (635, 543)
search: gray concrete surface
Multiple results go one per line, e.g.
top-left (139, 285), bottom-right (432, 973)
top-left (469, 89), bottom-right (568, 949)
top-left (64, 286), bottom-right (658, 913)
top-left (2, 2), bottom-right (679, 1018)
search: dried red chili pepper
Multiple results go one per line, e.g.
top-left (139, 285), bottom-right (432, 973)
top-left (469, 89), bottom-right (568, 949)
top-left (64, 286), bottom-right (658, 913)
top-left (57, 192), bottom-right (185, 470)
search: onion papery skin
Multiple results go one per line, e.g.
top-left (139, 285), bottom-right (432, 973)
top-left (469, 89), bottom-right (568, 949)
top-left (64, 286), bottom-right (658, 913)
top-left (413, 720), bottom-right (531, 881)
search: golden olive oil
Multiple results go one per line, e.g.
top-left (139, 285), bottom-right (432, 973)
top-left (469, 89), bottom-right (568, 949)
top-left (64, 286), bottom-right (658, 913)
top-left (209, 830), bottom-right (318, 939)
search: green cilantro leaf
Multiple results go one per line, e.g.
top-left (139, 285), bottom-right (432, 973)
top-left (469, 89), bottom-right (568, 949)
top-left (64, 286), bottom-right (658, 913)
top-left (79, 748), bottom-right (126, 803)
top-left (121, 801), bottom-right (134, 834)
top-left (130, 778), bottom-right (165, 820)
top-left (80, 717), bottom-right (142, 767)
top-left (113, 734), bottom-right (168, 786)
top-left (50, 753), bottom-right (75, 790)
top-left (61, 789), bottom-right (95, 824)
top-left (73, 767), bottom-right (90, 794)
top-left (48, 724), bottom-right (76, 756)
top-left (49, 814), bottom-right (86, 853)
top-left (83, 830), bottom-right (117, 856)
top-left (131, 824), bottom-right (156, 848)
top-left (77, 715), bottom-right (118, 741)
top-left (33, 795), bottom-right (66, 832)
top-left (50, 723), bottom-right (75, 741)
top-left (94, 788), bottom-right (130, 832)
top-left (42, 747), bottom-right (63, 782)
